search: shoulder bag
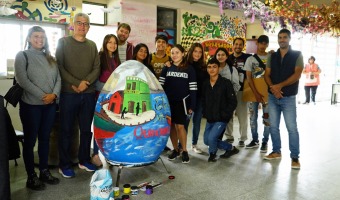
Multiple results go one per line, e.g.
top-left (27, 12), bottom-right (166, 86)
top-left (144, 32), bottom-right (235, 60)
top-left (4, 51), bottom-right (28, 107)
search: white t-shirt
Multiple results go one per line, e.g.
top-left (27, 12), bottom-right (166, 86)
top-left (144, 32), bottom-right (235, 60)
top-left (244, 54), bottom-right (268, 78)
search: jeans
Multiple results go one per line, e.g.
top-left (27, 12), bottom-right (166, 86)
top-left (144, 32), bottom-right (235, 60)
top-left (225, 91), bottom-right (248, 141)
top-left (184, 98), bottom-right (203, 145)
top-left (268, 94), bottom-right (300, 158)
top-left (19, 101), bottom-right (57, 175)
top-left (204, 122), bottom-right (232, 154)
top-left (248, 102), bottom-right (270, 144)
top-left (59, 92), bottom-right (96, 169)
top-left (304, 85), bottom-right (318, 103)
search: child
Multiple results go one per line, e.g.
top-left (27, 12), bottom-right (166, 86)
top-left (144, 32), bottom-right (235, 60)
top-left (201, 58), bottom-right (239, 162)
top-left (159, 44), bottom-right (197, 163)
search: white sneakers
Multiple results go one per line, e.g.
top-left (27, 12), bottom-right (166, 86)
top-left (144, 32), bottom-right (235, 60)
top-left (191, 145), bottom-right (203, 154)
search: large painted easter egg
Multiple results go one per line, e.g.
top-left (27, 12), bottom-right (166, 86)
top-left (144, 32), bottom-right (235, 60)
top-left (94, 60), bottom-right (171, 167)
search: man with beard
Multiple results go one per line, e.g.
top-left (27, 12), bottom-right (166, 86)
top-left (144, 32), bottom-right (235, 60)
top-left (116, 23), bottom-right (134, 62)
top-left (223, 38), bottom-right (251, 147)
top-left (264, 29), bottom-right (303, 170)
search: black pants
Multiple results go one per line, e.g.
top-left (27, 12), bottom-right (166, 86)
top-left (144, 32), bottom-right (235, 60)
top-left (304, 85), bottom-right (318, 103)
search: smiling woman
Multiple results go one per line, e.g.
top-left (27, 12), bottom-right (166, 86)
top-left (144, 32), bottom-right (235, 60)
top-left (0, 19), bottom-right (65, 78)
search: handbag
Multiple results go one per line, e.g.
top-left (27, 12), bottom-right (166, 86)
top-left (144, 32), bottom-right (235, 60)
top-left (4, 51), bottom-right (28, 107)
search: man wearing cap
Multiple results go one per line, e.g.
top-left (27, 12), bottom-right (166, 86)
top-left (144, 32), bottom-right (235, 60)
top-left (244, 35), bottom-right (271, 153)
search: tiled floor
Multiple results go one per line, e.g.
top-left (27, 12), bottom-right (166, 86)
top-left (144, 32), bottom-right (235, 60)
top-left (7, 101), bottom-right (340, 200)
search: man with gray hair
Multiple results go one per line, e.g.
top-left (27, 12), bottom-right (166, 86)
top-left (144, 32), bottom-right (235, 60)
top-left (56, 12), bottom-right (100, 178)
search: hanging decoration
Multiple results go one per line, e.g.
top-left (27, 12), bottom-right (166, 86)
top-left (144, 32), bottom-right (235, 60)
top-left (217, 0), bottom-right (340, 37)
top-left (0, 0), bottom-right (17, 16)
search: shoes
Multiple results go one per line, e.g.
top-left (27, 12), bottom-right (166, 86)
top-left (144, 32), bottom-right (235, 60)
top-left (59, 168), bottom-right (75, 178)
top-left (245, 140), bottom-right (259, 149)
top-left (79, 162), bottom-right (97, 172)
top-left (208, 153), bottom-right (217, 162)
top-left (238, 141), bottom-right (245, 147)
top-left (225, 139), bottom-right (234, 144)
top-left (313, 102), bottom-right (316, 105)
top-left (91, 154), bottom-right (103, 167)
top-left (182, 151), bottom-right (190, 164)
top-left (260, 143), bottom-right (268, 153)
top-left (291, 158), bottom-right (301, 169)
top-left (26, 173), bottom-right (45, 191)
top-left (302, 102), bottom-right (309, 105)
top-left (39, 169), bottom-right (60, 185)
top-left (220, 146), bottom-right (239, 158)
top-left (264, 152), bottom-right (282, 160)
top-left (163, 146), bottom-right (171, 152)
top-left (168, 149), bottom-right (180, 160)
top-left (192, 145), bottom-right (203, 154)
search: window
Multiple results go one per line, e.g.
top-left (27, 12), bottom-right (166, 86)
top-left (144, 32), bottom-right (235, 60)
top-left (0, 19), bottom-right (65, 78)
top-left (82, 2), bottom-right (107, 26)
top-left (157, 7), bottom-right (177, 46)
top-left (266, 29), bottom-right (340, 102)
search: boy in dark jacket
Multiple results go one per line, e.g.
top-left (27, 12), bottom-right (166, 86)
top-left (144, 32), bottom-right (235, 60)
top-left (202, 58), bottom-right (239, 162)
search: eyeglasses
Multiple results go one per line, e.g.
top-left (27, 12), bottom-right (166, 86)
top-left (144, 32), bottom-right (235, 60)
top-left (75, 21), bottom-right (89, 27)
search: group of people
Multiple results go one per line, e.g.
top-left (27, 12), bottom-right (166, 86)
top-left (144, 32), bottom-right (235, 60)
top-left (14, 11), bottom-right (309, 192)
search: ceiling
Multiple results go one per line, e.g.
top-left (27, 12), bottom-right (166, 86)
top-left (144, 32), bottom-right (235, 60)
top-left (180, 0), bottom-right (335, 7)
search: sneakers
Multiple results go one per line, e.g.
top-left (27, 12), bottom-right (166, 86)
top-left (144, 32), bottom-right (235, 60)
top-left (225, 138), bottom-right (234, 144)
top-left (168, 149), bottom-right (180, 160)
top-left (182, 151), bottom-right (190, 163)
top-left (260, 143), bottom-right (268, 153)
top-left (220, 146), bottom-right (239, 158)
top-left (26, 173), bottom-right (45, 191)
top-left (192, 145), bottom-right (203, 154)
top-left (79, 162), bottom-right (97, 172)
top-left (291, 158), bottom-right (301, 169)
top-left (302, 102), bottom-right (309, 105)
top-left (59, 168), bottom-right (75, 178)
top-left (39, 169), bottom-right (60, 185)
top-left (208, 153), bottom-right (217, 162)
top-left (238, 141), bottom-right (245, 147)
top-left (245, 140), bottom-right (259, 149)
top-left (91, 154), bottom-right (103, 167)
top-left (264, 152), bottom-right (282, 160)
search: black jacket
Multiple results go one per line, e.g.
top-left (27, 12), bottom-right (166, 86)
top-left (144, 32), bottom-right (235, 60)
top-left (202, 75), bottom-right (237, 123)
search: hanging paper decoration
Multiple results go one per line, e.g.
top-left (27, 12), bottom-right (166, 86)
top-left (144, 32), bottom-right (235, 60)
top-left (0, 0), bottom-right (17, 16)
top-left (217, 0), bottom-right (340, 37)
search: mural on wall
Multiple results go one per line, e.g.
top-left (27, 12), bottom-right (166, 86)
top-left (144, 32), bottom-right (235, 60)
top-left (0, 0), bottom-right (74, 24)
top-left (181, 12), bottom-right (246, 57)
top-left (94, 60), bottom-right (171, 167)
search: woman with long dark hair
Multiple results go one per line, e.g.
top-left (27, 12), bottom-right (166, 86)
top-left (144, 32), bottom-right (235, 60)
top-left (183, 43), bottom-right (208, 154)
top-left (92, 34), bottom-right (120, 166)
top-left (132, 43), bottom-right (155, 75)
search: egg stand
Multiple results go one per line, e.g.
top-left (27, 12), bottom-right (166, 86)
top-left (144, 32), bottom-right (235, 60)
top-left (98, 151), bottom-right (171, 187)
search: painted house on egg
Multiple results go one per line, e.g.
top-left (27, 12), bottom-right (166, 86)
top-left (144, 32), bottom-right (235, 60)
top-left (108, 76), bottom-right (152, 115)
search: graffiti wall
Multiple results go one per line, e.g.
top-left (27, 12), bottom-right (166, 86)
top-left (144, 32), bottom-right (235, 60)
top-left (0, 0), bottom-right (81, 24)
top-left (181, 11), bottom-right (247, 57)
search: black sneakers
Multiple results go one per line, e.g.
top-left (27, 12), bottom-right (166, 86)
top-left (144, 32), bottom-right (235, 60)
top-left (26, 173), bottom-right (45, 191)
top-left (220, 146), bottom-right (239, 158)
top-left (208, 153), bottom-right (217, 162)
top-left (168, 149), bottom-right (180, 160)
top-left (182, 151), bottom-right (190, 163)
top-left (39, 169), bottom-right (60, 185)
top-left (245, 140), bottom-right (259, 149)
